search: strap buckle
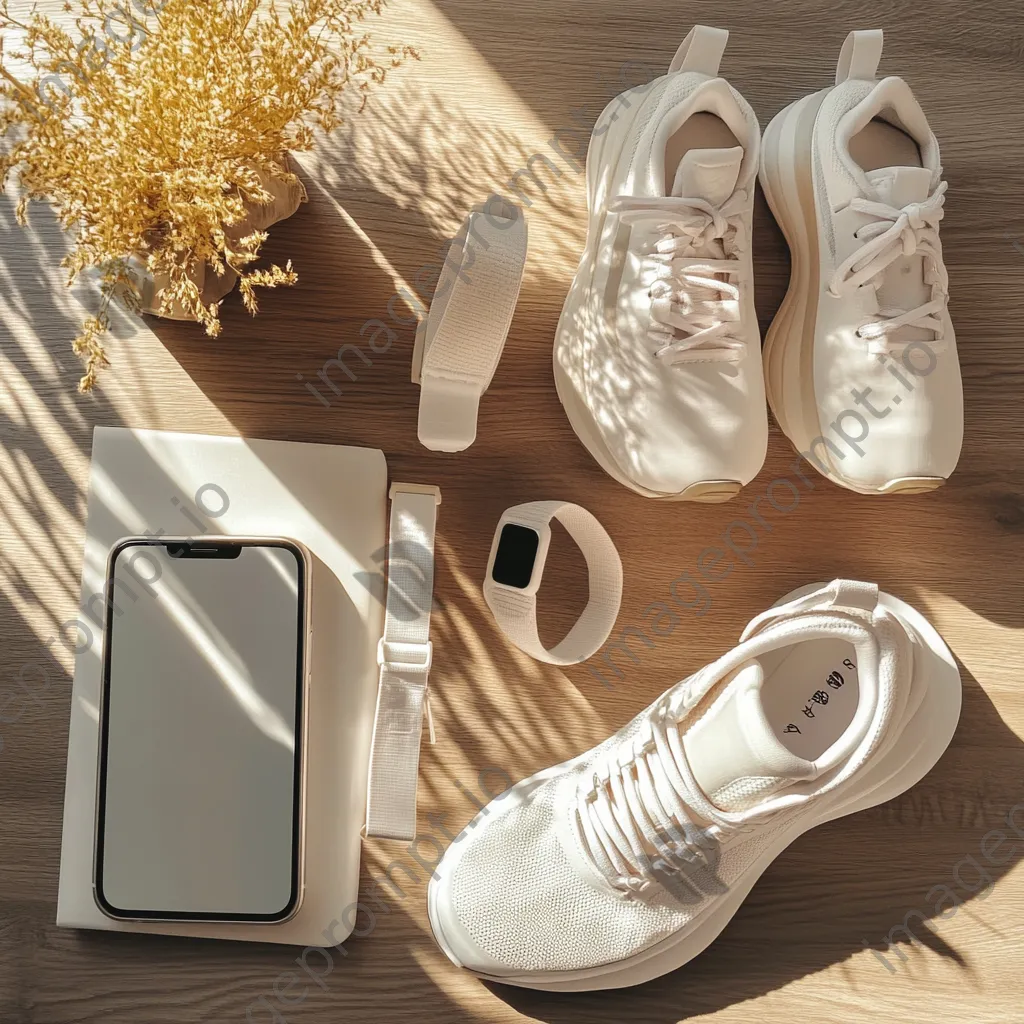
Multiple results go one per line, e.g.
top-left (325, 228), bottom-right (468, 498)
top-left (377, 637), bottom-right (433, 675)
top-left (389, 481), bottom-right (442, 505)
top-left (417, 376), bottom-right (484, 453)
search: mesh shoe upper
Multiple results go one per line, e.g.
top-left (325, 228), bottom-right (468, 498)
top-left (553, 39), bottom-right (768, 496)
top-left (810, 72), bottom-right (962, 488)
top-left (446, 716), bottom-right (793, 973)
top-left (430, 581), bottom-right (915, 979)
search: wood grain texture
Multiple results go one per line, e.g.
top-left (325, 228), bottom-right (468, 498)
top-left (2, 1), bottom-right (1024, 1021)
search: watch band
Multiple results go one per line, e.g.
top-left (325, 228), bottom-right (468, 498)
top-left (364, 482), bottom-right (440, 842)
top-left (483, 501), bottom-right (622, 666)
top-left (412, 197), bottom-right (528, 453)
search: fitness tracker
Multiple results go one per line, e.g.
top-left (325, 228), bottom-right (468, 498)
top-left (483, 501), bottom-right (622, 665)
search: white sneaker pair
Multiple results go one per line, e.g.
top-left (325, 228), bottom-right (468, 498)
top-left (428, 580), bottom-right (962, 990)
top-left (553, 27), bottom-right (963, 499)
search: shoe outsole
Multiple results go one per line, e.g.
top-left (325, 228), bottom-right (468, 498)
top-left (878, 476), bottom-right (945, 494)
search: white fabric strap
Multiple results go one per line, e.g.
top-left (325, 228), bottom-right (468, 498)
top-left (413, 197), bottom-right (528, 452)
top-left (483, 501), bottom-right (622, 666)
top-left (836, 29), bottom-right (883, 84)
top-left (364, 483), bottom-right (441, 841)
top-left (668, 25), bottom-right (729, 76)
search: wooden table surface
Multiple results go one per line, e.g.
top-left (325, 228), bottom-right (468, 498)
top-left (2, 1), bottom-right (1024, 1021)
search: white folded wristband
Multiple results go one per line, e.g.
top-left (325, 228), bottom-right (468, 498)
top-left (412, 197), bottom-right (528, 453)
top-left (483, 501), bottom-right (623, 666)
top-left (364, 482), bottom-right (441, 842)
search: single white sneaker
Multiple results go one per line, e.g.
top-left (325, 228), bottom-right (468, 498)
top-left (428, 580), bottom-right (961, 991)
top-left (760, 30), bottom-right (963, 494)
top-left (553, 26), bottom-right (768, 503)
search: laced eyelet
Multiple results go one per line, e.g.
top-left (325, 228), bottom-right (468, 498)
top-left (617, 876), bottom-right (652, 900)
top-left (676, 682), bottom-right (698, 712)
top-left (616, 748), bottom-right (636, 770)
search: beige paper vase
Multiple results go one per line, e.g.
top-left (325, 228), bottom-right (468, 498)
top-left (135, 157), bottom-right (306, 320)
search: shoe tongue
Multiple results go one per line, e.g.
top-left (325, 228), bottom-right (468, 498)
top-left (682, 662), bottom-right (815, 812)
top-left (670, 146), bottom-right (742, 205)
top-left (865, 165), bottom-right (932, 206)
top-left (862, 166), bottom-right (934, 342)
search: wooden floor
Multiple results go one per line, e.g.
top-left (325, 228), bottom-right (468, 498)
top-left (3, 1), bottom-right (1024, 1021)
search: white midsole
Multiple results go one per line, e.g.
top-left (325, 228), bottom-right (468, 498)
top-left (426, 585), bottom-right (962, 991)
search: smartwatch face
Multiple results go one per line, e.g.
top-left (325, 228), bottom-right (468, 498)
top-left (491, 523), bottom-right (540, 589)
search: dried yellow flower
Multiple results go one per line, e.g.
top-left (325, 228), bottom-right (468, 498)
top-left (238, 260), bottom-right (299, 316)
top-left (0, 0), bottom-right (417, 391)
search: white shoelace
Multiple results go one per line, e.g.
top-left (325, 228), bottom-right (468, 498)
top-left (828, 182), bottom-right (949, 354)
top-left (573, 686), bottom-right (740, 899)
top-left (609, 194), bottom-right (747, 365)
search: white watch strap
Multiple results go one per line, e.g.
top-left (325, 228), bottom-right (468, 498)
top-left (484, 501), bottom-right (622, 666)
top-left (364, 483), bottom-right (440, 841)
top-left (412, 197), bottom-right (528, 453)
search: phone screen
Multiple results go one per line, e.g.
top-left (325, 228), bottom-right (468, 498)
top-left (95, 539), bottom-right (306, 922)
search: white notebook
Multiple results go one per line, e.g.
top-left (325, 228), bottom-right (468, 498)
top-left (57, 426), bottom-right (387, 946)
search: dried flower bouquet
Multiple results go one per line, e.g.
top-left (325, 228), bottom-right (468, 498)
top-left (0, 0), bottom-right (414, 390)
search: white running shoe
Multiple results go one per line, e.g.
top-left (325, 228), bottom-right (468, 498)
top-left (553, 26), bottom-right (767, 503)
top-left (428, 580), bottom-right (961, 991)
top-left (760, 30), bottom-right (963, 494)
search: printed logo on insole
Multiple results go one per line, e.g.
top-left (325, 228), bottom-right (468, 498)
top-left (763, 644), bottom-right (860, 762)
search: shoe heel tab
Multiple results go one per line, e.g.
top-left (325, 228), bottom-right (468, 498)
top-left (669, 25), bottom-right (728, 76)
top-left (836, 29), bottom-right (883, 84)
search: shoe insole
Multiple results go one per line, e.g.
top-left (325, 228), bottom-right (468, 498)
top-left (759, 638), bottom-right (861, 761)
top-left (664, 112), bottom-right (741, 191)
top-left (848, 116), bottom-right (923, 172)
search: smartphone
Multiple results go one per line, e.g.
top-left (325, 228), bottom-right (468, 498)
top-left (94, 536), bottom-right (310, 923)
